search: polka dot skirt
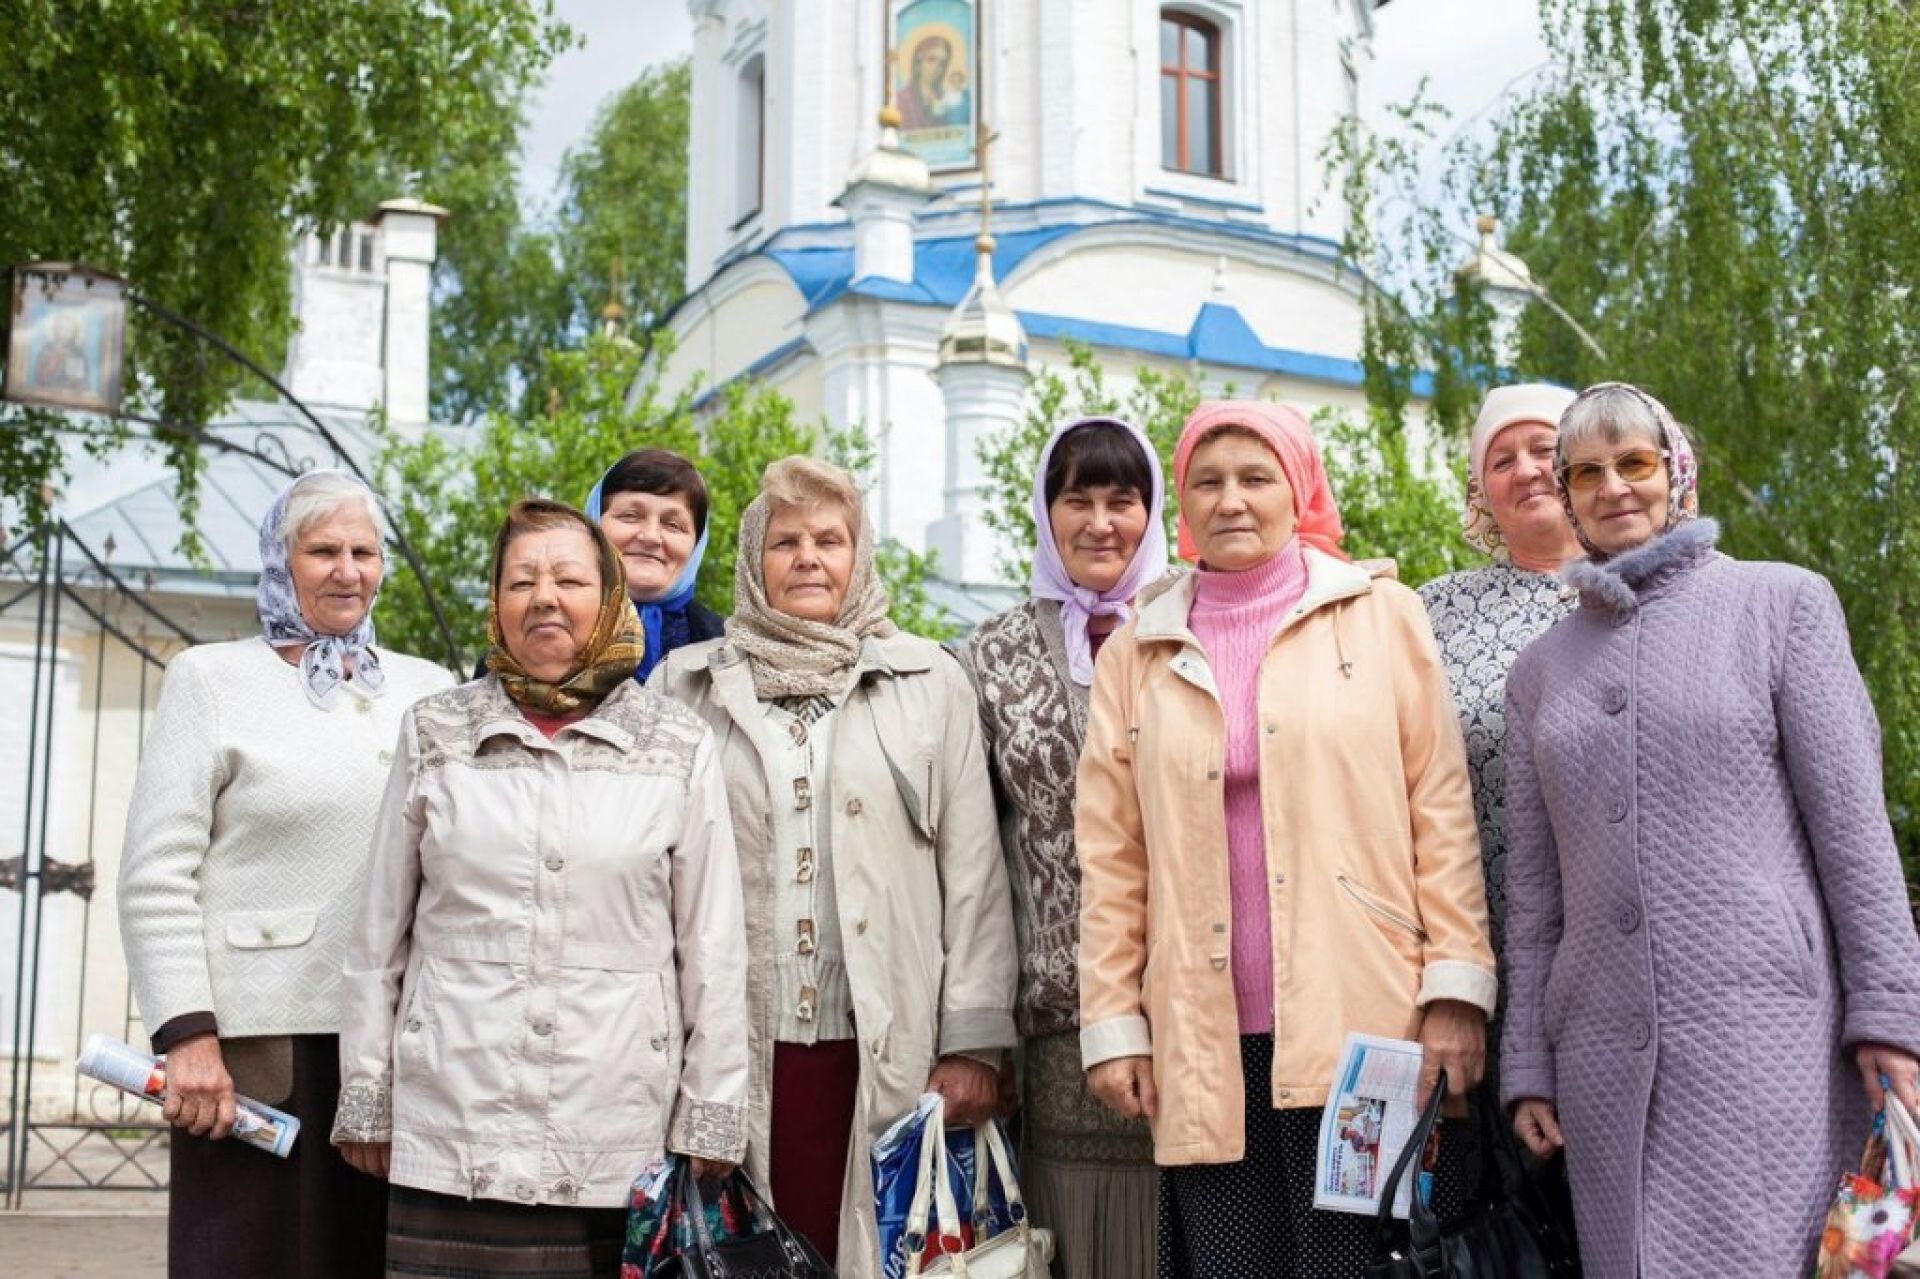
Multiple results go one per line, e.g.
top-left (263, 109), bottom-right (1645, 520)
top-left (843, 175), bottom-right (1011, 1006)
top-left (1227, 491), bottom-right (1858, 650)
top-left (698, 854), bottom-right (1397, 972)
top-left (1157, 1034), bottom-right (1472, 1279)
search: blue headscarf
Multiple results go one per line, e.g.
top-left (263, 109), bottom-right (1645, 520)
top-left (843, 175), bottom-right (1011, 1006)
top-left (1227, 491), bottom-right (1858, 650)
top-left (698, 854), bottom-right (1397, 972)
top-left (257, 470), bottom-right (388, 708)
top-left (585, 466), bottom-right (709, 682)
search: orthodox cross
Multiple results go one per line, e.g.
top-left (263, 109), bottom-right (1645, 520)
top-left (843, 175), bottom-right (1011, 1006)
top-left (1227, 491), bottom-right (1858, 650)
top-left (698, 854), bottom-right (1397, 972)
top-left (975, 121), bottom-right (1000, 244)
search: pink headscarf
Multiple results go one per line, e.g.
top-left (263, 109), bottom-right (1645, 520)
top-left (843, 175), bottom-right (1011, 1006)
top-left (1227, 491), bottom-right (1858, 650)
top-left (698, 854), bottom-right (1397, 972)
top-left (1172, 400), bottom-right (1349, 562)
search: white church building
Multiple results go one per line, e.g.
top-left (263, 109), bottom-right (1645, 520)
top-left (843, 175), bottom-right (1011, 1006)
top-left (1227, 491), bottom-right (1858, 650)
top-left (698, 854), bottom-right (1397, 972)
top-left (655, 0), bottom-right (1397, 608)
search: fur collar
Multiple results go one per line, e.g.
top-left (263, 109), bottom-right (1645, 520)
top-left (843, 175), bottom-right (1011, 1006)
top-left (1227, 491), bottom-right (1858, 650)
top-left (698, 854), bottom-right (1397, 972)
top-left (1561, 518), bottom-right (1720, 615)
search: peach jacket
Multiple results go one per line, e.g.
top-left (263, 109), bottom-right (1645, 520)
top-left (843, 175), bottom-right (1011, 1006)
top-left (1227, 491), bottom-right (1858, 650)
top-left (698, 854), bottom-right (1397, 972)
top-left (1076, 550), bottom-right (1497, 1166)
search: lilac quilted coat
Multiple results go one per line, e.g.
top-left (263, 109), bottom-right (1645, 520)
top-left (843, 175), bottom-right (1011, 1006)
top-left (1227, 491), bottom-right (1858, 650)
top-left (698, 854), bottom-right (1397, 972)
top-left (1500, 519), bottom-right (1920, 1278)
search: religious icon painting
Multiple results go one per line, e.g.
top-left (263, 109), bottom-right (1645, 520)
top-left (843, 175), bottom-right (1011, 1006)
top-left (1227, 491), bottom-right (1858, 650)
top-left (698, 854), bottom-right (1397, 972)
top-left (4, 265), bottom-right (127, 416)
top-left (891, 0), bottom-right (979, 171)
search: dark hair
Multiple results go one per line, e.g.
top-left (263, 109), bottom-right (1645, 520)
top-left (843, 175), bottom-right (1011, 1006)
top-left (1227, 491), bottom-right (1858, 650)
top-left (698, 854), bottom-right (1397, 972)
top-left (600, 448), bottom-right (709, 536)
top-left (1043, 422), bottom-right (1154, 507)
top-left (490, 498), bottom-right (606, 590)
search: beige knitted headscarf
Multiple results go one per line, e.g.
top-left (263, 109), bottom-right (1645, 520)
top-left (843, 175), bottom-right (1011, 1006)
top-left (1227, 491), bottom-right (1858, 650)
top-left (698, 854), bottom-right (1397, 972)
top-left (725, 471), bottom-right (897, 700)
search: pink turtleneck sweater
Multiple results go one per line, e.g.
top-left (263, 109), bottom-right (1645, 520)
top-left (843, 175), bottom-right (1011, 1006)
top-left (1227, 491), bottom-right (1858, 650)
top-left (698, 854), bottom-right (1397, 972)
top-left (1188, 538), bottom-right (1310, 1033)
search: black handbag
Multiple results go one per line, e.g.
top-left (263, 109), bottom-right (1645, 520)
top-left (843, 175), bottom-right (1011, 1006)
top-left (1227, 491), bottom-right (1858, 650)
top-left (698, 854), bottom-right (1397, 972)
top-left (1364, 1070), bottom-right (1582, 1279)
top-left (654, 1163), bottom-right (836, 1279)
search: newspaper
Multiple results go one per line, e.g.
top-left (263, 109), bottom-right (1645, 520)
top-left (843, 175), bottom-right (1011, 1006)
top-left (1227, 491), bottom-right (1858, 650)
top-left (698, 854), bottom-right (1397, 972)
top-left (77, 1034), bottom-right (300, 1158)
top-left (1313, 1032), bottom-right (1429, 1218)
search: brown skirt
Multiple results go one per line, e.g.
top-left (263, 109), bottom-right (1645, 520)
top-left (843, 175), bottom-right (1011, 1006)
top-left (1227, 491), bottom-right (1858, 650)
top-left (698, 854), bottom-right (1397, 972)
top-left (167, 1032), bottom-right (388, 1279)
top-left (1020, 1031), bottom-right (1157, 1279)
top-left (385, 1183), bottom-right (628, 1279)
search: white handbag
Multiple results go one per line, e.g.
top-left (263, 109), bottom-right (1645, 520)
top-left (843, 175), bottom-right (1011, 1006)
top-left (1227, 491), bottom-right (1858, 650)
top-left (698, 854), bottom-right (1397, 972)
top-left (903, 1099), bottom-right (1055, 1278)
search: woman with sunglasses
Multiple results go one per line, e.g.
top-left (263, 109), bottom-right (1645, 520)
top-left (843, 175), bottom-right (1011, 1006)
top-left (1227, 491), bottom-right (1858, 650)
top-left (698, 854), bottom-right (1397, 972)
top-left (1499, 382), bottom-right (1920, 1277)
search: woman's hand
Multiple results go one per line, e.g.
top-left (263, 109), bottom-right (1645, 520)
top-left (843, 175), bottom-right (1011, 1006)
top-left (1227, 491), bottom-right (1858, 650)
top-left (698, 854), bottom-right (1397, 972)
top-left (688, 1157), bottom-right (737, 1182)
top-left (1086, 1056), bottom-right (1158, 1121)
top-left (1855, 1043), bottom-right (1920, 1115)
top-left (1511, 1098), bottom-right (1564, 1158)
top-left (1416, 999), bottom-right (1487, 1109)
top-left (161, 1034), bottom-right (236, 1139)
top-left (339, 1141), bottom-right (392, 1179)
top-left (927, 1056), bottom-right (1000, 1126)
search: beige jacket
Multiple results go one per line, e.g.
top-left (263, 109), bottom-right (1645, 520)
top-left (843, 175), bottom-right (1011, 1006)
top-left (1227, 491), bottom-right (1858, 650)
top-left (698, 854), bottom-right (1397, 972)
top-left (651, 631), bottom-right (1017, 1278)
top-left (332, 678), bottom-right (750, 1209)
top-left (1077, 550), bottom-right (1497, 1166)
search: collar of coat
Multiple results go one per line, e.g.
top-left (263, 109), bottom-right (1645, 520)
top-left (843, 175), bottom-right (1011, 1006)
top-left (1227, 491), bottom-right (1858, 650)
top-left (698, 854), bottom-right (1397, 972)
top-left (680, 627), bottom-right (937, 680)
top-left (1561, 517), bottom-right (1721, 616)
top-left (1132, 546), bottom-right (1388, 647)
top-left (470, 675), bottom-right (655, 751)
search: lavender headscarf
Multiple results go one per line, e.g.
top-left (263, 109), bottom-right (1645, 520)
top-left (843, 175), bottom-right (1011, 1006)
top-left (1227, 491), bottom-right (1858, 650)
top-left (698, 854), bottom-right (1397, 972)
top-left (1029, 416), bottom-right (1169, 685)
top-left (256, 470), bottom-right (388, 709)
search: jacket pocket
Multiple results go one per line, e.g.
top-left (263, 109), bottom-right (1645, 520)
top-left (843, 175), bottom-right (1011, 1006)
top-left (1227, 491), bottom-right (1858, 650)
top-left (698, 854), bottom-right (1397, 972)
top-left (222, 908), bottom-right (318, 951)
top-left (1767, 887), bottom-right (1818, 998)
top-left (1336, 874), bottom-right (1429, 945)
top-left (876, 732), bottom-right (939, 843)
top-left (396, 959), bottom-right (435, 1078)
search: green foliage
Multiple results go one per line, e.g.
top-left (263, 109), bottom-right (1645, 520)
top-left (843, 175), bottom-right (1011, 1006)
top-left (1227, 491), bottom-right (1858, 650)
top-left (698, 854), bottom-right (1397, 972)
top-left (0, 0), bottom-right (568, 521)
top-left (429, 60), bottom-right (691, 422)
top-left (1331, 1), bottom-right (1920, 856)
top-left (1316, 406), bottom-right (1471, 588)
top-left (375, 337), bottom-right (952, 663)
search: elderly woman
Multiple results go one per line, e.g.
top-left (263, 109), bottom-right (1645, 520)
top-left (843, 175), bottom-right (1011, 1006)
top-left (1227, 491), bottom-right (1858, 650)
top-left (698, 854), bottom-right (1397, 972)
top-left (333, 498), bottom-right (749, 1279)
top-left (961, 416), bottom-right (1166, 1278)
top-left (651, 456), bottom-right (1017, 1276)
top-left (473, 447), bottom-right (721, 682)
top-left (1501, 382), bottom-right (1920, 1277)
top-left (118, 470), bottom-right (454, 1278)
top-left (1417, 384), bottom-right (1580, 1053)
top-left (1077, 401), bottom-right (1497, 1278)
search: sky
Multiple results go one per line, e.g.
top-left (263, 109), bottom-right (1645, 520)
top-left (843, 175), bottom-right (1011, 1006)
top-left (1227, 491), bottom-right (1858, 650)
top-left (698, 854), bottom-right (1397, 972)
top-left (518, 0), bottom-right (1551, 209)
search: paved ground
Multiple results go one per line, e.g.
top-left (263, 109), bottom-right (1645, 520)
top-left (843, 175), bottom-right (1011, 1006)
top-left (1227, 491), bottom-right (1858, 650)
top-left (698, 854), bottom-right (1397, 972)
top-left (0, 1212), bottom-right (166, 1277)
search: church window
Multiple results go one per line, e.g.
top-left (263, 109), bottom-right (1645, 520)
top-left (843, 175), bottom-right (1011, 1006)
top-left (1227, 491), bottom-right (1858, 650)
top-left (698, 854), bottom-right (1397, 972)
top-left (734, 54), bottom-right (766, 226)
top-left (1160, 10), bottom-right (1224, 178)
top-left (336, 227), bottom-right (355, 271)
top-left (358, 232), bottom-right (375, 272)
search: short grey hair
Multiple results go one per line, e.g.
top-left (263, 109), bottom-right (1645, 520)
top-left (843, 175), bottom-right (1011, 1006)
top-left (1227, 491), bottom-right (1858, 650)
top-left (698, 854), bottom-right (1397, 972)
top-left (1556, 382), bottom-right (1674, 468)
top-left (276, 470), bottom-right (391, 551)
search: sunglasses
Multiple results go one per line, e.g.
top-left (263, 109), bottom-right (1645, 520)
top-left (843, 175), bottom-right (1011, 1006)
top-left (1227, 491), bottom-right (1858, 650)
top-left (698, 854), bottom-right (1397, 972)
top-left (1558, 448), bottom-right (1669, 494)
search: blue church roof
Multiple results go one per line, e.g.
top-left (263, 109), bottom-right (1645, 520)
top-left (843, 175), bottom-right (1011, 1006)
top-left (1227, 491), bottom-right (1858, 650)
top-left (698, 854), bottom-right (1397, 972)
top-left (742, 215), bottom-right (1422, 391)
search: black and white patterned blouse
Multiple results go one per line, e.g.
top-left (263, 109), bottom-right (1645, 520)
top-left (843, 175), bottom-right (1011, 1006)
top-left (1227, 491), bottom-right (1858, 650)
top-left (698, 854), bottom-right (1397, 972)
top-left (1416, 564), bottom-right (1578, 968)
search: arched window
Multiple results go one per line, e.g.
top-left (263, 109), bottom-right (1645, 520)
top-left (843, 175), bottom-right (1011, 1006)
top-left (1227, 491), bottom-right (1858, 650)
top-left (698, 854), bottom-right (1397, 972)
top-left (1160, 10), bottom-right (1223, 178)
top-left (734, 54), bottom-right (766, 225)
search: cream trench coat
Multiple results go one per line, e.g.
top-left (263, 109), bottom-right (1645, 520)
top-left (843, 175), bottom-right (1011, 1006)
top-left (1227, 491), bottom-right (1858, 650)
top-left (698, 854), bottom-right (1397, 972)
top-left (333, 677), bottom-right (751, 1209)
top-left (651, 631), bottom-right (1018, 1278)
top-left (1077, 551), bottom-right (1498, 1166)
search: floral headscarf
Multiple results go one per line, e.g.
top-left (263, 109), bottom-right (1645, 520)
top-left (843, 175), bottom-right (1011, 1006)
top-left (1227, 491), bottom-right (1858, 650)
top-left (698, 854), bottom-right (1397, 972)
top-left (724, 472), bottom-right (897, 702)
top-left (484, 507), bottom-right (647, 715)
top-left (1557, 381), bottom-right (1700, 560)
top-left (256, 470), bottom-right (388, 710)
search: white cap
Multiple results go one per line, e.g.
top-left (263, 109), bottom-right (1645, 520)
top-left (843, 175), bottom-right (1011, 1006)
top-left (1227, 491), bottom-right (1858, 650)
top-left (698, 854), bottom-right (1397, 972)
top-left (1469, 384), bottom-right (1578, 483)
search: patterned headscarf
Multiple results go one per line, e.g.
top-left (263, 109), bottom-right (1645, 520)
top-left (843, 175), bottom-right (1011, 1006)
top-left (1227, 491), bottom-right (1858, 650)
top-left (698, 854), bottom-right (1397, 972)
top-left (1172, 400), bottom-right (1349, 562)
top-left (1029, 416), bottom-right (1169, 685)
top-left (256, 470), bottom-right (388, 710)
top-left (584, 459), bottom-right (710, 683)
top-left (1460, 384), bottom-right (1578, 561)
top-left (724, 472), bottom-right (897, 701)
top-left (1556, 382), bottom-right (1700, 559)
top-left (484, 506), bottom-right (647, 715)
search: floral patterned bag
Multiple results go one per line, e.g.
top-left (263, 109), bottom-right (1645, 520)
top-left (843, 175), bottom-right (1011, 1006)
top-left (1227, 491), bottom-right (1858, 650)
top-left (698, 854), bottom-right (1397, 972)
top-left (1815, 1096), bottom-right (1920, 1279)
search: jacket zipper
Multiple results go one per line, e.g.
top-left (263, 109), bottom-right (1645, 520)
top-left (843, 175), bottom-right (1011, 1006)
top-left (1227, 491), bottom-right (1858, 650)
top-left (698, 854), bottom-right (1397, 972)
top-left (1336, 875), bottom-right (1428, 941)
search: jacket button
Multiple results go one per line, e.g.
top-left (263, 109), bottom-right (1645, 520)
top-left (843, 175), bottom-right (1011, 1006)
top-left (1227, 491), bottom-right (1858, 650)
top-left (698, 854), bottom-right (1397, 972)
top-left (532, 1019), bottom-right (553, 1036)
top-left (1264, 723), bottom-right (1277, 736)
top-left (1603, 686), bottom-right (1628, 715)
top-left (846, 798), bottom-right (863, 816)
top-left (406, 1017), bottom-right (422, 1033)
top-left (856, 918), bottom-right (869, 935)
top-left (650, 1034), bottom-right (668, 1052)
top-left (1616, 904), bottom-right (1640, 933)
top-left (516, 1184), bottom-right (534, 1202)
top-left (259, 929), bottom-right (275, 944)
top-left (1628, 1019), bottom-right (1651, 1050)
top-left (1279, 1088), bottom-right (1292, 1101)
top-left (544, 857), bottom-right (564, 871)
top-left (1607, 796), bottom-right (1628, 823)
